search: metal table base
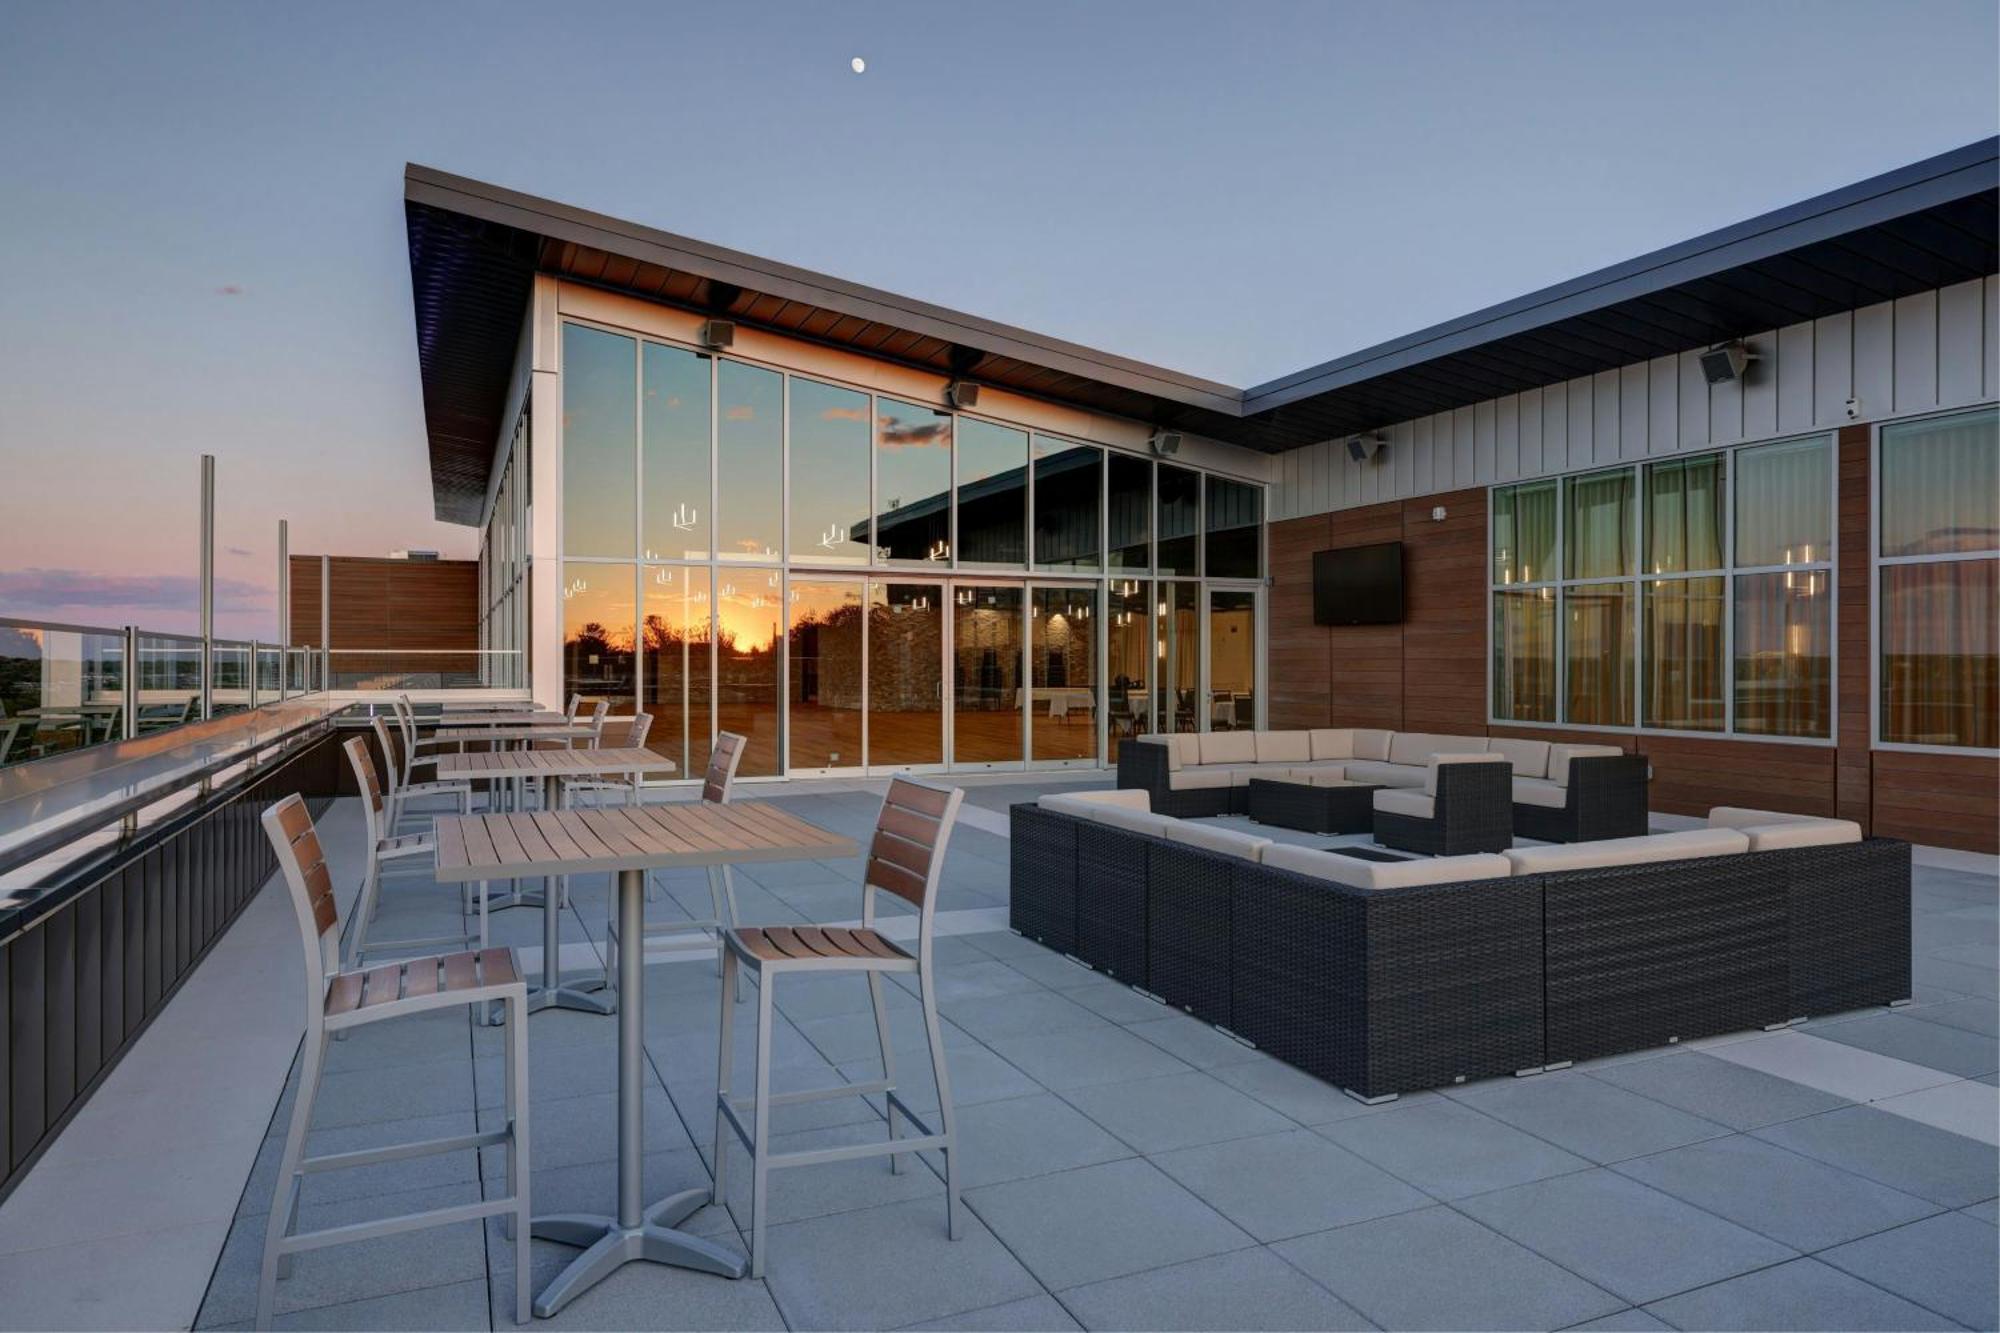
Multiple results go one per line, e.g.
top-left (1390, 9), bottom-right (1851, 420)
top-left (532, 868), bottom-right (746, 1314)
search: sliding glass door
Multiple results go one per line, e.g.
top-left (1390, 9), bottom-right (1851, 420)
top-left (1031, 584), bottom-right (1101, 764)
top-left (867, 581), bottom-right (944, 771)
top-left (951, 584), bottom-right (1024, 767)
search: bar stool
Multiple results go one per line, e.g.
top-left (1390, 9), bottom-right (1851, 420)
top-left (342, 736), bottom-right (489, 968)
top-left (599, 732), bottom-right (747, 1006)
top-left (255, 795), bottom-right (531, 1328)
top-left (371, 717), bottom-right (475, 831)
top-left (563, 713), bottom-right (655, 806)
top-left (712, 778), bottom-right (966, 1277)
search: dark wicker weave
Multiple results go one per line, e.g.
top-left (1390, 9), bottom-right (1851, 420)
top-left (1777, 837), bottom-right (1912, 1017)
top-left (1374, 761), bottom-right (1515, 855)
top-left (1074, 821), bottom-right (1151, 985)
top-left (1115, 740), bottom-right (1232, 818)
top-left (1542, 851), bottom-right (1789, 1065)
top-left (1512, 754), bottom-right (1651, 843)
top-left (1008, 803), bottom-right (1079, 954)
top-left (1146, 840), bottom-right (1236, 1027)
top-left (1246, 778), bottom-right (1379, 833)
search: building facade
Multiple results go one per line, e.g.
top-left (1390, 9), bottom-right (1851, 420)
top-left (409, 140), bottom-right (1997, 848)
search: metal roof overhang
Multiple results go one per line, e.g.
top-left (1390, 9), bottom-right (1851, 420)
top-left (406, 139), bottom-right (1997, 526)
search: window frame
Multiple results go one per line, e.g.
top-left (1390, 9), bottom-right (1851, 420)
top-left (1486, 432), bottom-right (1838, 745)
top-left (1870, 405), bottom-right (2000, 756)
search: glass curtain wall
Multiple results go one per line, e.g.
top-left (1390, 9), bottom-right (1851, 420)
top-left (558, 318), bottom-right (1266, 778)
top-left (1877, 408), bottom-right (1999, 749)
top-left (1491, 435), bottom-right (1833, 739)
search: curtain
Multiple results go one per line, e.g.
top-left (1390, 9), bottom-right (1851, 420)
top-left (1734, 571), bottom-right (1831, 738)
top-left (1880, 559), bottom-right (1998, 748)
top-left (1647, 455), bottom-right (1726, 574)
top-left (1735, 437), bottom-right (1831, 567)
top-left (1493, 589), bottom-right (1556, 721)
top-left (1643, 577), bottom-right (1725, 730)
top-left (1493, 481), bottom-right (1557, 584)
top-left (1566, 470), bottom-right (1634, 579)
top-left (1881, 410), bottom-right (2000, 557)
top-left (1564, 584), bottom-right (1634, 726)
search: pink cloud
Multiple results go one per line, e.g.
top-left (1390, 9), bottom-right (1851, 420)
top-left (215, 284), bottom-right (244, 296)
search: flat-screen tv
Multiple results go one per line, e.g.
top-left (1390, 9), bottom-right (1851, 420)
top-left (1313, 542), bottom-right (1404, 626)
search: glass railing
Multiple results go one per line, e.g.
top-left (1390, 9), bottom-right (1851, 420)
top-left (324, 648), bottom-right (526, 691)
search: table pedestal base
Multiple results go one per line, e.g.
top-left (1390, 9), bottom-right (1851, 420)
top-left (531, 1193), bottom-right (745, 1316)
top-left (525, 984), bottom-right (615, 1016)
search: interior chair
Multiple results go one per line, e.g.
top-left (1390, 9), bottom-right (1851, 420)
top-left (255, 794), bottom-right (530, 1328)
top-left (712, 777), bottom-right (966, 1277)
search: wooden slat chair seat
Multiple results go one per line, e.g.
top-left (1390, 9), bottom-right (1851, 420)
top-left (603, 731), bottom-right (749, 1005)
top-left (257, 794), bottom-right (532, 1328)
top-left (342, 736), bottom-right (491, 972)
top-left (712, 777), bottom-right (966, 1278)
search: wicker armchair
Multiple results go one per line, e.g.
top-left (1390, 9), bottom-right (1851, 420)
top-left (1373, 756), bottom-right (1514, 855)
top-left (1115, 739), bottom-right (1231, 818)
top-left (1512, 753), bottom-right (1651, 842)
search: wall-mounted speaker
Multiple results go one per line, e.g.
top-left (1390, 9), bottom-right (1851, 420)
top-left (698, 319), bottom-right (736, 350)
top-left (1150, 431), bottom-right (1183, 457)
top-left (946, 381), bottom-right (980, 410)
top-left (1346, 434), bottom-right (1386, 463)
top-left (1700, 340), bottom-right (1753, 385)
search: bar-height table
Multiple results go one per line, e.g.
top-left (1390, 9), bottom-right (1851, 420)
top-left (431, 800), bottom-right (856, 1316)
top-left (433, 746), bottom-right (683, 1014)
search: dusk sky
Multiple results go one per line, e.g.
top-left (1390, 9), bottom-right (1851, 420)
top-left (2, 0), bottom-right (1994, 639)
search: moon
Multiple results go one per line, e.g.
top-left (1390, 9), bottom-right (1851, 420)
top-left (850, 56), bottom-right (866, 74)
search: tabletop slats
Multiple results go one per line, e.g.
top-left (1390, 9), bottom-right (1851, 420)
top-left (432, 800), bottom-right (854, 881)
top-left (431, 747), bottom-right (679, 779)
top-left (431, 723), bottom-right (598, 744)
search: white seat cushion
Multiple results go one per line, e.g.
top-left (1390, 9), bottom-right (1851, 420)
top-left (1388, 732), bottom-right (1488, 767)
top-left (1167, 769), bottom-right (1233, 790)
top-left (1504, 828), bottom-right (1750, 875)
top-left (1290, 762), bottom-right (1348, 783)
top-left (1511, 777), bottom-right (1568, 809)
top-left (1373, 788), bottom-right (1435, 819)
top-left (1548, 743), bottom-right (1625, 786)
top-left (1255, 730), bottom-right (1312, 764)
top-left (1351, 729), bottom-right (1395, 762)
top-left (1164, 821), bottom-right (1272, 861)
top-left (1085, 804), bottom-right (1178, 838)
top-left (1341, 760), bottom-right (1427, 788)
top-left (1707, 807), bottom-right (1862, 851)
top-left (1198, 730), bottom-right (1259, 765)
top-left (1040, 790), bottom-right (1151, 816)
top-left (1308, 728), bottom-right (1355, 761)
top-left (1424, 752), bottom-right (1509, 796)
top-left (1263, 844), bottom-right (1512, 890)
top-left (1488, 737), bottom-right (1552, 781)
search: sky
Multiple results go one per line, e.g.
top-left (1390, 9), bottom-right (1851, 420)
top-left (1, 0), bottom-right (1994, 639)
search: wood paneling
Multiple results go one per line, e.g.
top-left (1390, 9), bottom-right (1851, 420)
top-left (1872, 750), bottom-right (2000, 854)
top-left (289, 556), bottom-right (478, 651)
top-left (1323, 501), bottom-right (1403, 730)
top-left (1400, 489), bottom-right (1487, 736)
top-left (1267, 514), bottom-right (1330, 730)
top-left (1836, 426), bottom-right (1873, 830)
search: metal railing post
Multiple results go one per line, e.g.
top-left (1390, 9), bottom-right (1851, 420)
top-left (277, 519), bottom-right (289, 696)
top-left (249, 639), bottom-right (260, 710)
top-left (122, 625), bottom-right (138, 743)
top-left (199, 454), bottom-right (215, 720)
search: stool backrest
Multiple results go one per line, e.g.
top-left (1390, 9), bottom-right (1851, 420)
top-left (863, 779), bottom-right (963, 950)
top-left (566, 693), bottom-right (583, 720)
top-left (345, 734), bottom-right (389, 849)
top-left (621, 712), bottom-right (654, 750)
top-left (371, 716), bottom-right (411, 804)
top-left (703, 731), bottom-right (746, 804)
top-left (585, 699), bottom-right (610, 745)
top-left (260, 794), bottom-right (340, 994)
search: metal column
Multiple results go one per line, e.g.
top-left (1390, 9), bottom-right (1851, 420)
top-left (277, 520), bottom-right (289, 696)
top-left (199, 454), bottom-right (215, 720)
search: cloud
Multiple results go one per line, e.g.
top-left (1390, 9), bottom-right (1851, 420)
top-left (215, 284), bottom-right (244, 296)
top-left (876, 416), bottom-right (949, 449)
top-left (821, 406), bottom-right (868, 422)
top-left (725, 405), bottom-right (756, 421)
top-left (0, 567), bottom-right (272, 617)
top-left (226, 546), bottom-right (254, 558)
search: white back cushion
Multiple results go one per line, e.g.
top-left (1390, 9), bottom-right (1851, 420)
top-left (1424, 752), bottom-right (1509, 796)
top-left (1163, 821), bottom-right (1272, 861)
top-left (1487, 737), bottom-right (1551, 780)
top-left (1255, 730), bottom-right (1312, 764)
top-left (1388, 732), bottom-right (1489, 766)
top-left (1087, 804), bottom-right (1178, 838)
top-left (1198, 730), bottom-right (1259, 765)
top-left (1548, 743), bottom-right (1625, 786)
top-left (1351, 729), bottom-right (1396, 761)
top-left (1708, 807), bottom-right (1862, 851)
top-left (1373, 789), bottom-right (1435, 819)
top-left (1138, 735), bottom-right (1182, 770)
top-left (1505, 827), bottom-right (1749, 875)
top-left (1263, 843), bottom-right (1512, 889)
top-left (1309, 728), bottom-right (1355, 760)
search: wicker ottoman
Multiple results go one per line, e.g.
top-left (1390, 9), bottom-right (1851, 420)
top-left (1247, 778), bottom-right (1382, 834)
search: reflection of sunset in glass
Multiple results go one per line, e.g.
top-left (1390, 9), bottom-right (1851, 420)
top-left (715, 572), bottom-right (781, 652)
top-left (561, 567), bottom-right (634, 652)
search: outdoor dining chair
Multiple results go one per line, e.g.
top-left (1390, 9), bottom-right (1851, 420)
top-left (342, 735), bottom-right (490, 968)
top-left (371, 716), bottom-right (475, 832)
top-left (562, 712), bottom-right (655, 807)
top-left (712, 777), bottom-right (966, 1277)
top-left (255, 794), bottom-right (530, 1329)
top-left (598, 730), bottom-right (747, 1007)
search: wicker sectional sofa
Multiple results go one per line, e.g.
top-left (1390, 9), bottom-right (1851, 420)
top-left (1010, 791), bottom-right (1910, 1101)
top-left (1117, 729), bottom-right (1650, 840)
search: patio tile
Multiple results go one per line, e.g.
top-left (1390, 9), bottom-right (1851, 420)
top-left (1914, 957), bottom-right (1999, 999)
top-left (1065, 979), bottom-right (1175, 1024)
top-left (1752, 1105), bottom-right (2000, 1207)
top-left (200, 1183), bottom-right (488, 1322)
top-left (761, 1195), bottom-right (1041, 1331)
top-left (1059, 1246), bottom-right (1373, 1331)
top-left (0, 1220), bottom-right (229, 1333)
top-left (1449, 1072), bottom-right (1728, 1164)
top-left (986, 1025), bottom-right (1193, 1091)
top-left (318, 1007), bottom-right (474, 1073)
top-left (967, 1158), bottom-right (1252, 1290)
top-left (1642, 1257), bottom-right (1959, 1331)
top-left (472, 1038), bottom-right (626, 1106)
top-left (1274, 1204), bottom-right (1623, 1331)
top-left (959, 930), bottom-right (1052, 962)
top-left (1556, 1310), bottom-right (1670, 1331)
top-left (1455, 1169), bottom-right (1795, 1307)
top-left (900, 1293), bottom-right (1081, 1331)
top-left (1910, 995), bottom-right (2000, 1038)
top-left (1708, 1030), bottom-right (1961, 1102)
top-left (1610, 1134), bottom-right (1940, 1251)
top-left (1586, 1050), bottom-right (1851, 1130)
top-left (910, 959), bottom-right (1048, 1004)
top-left (1875, 1079), bottom-right (2000, 1145)
top-left (306, 1056), bottom-right (477, 1128)
top-left (477, 1085), bottom-right (691, 1172)
top-left (1963, 1198), bottom-right (1999, 1226)
top-left (0, 1136), bottom-right (255, 1256)
top-left (203, 1278), bottom-right (492, 1331)
top-left (1000, 948), bottom-right (1111, 991)
top-left (238, 1111), bottom-right (481, 1217)
top-left (945, 989), bottom-right (1109, 1044)
top-left (1124, 1014), bottom-right (1264, 1069)
top-left (485, 1146), bottom-right (738, 1240)
top-left (1209, 1056), bottom-right (1395, 1125)
top-left (1813, 1012), bottom-right (1999, 1078)
top-left (1818, 1210), bottom-right (2000, 1331)
top-left (839, 1044), bottom-right (1043, 1112)
top-left (793, 1004), bottom-right (977, 1065)
top-left (1061, 1071), bottom-right (1297, 1153)
top-left (718, 1120), bottom-right (954, 1228)
top-left (1152, 1129), bottom-right (1429, 1242)
top-left (921, 1092), bottom-right (1131, 1188)
top-left (1317, 1098), bottom-right (1590, 1200)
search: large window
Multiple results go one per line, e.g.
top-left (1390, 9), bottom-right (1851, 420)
top-left (1491, 436), bottom-right (1832, 738)
top-left (1877, 408), bottom-right (1999, 750)
top-left (642, 344), bottom-right (711, 562)
top-left (1033, 436), bottom-right (1102, 571)
top-left (1205, 477), bottom-right (1263, 578)
top-left (956, 419), bottom-right (1027, 567)
top-left (717, 361), bottom-right (782, 563)
top-left (876, 398), bottom-right (952, 563)
top-left (563, 325), bottom-right (636, 559)
top-left (788, 379), bottom-right (871, 566)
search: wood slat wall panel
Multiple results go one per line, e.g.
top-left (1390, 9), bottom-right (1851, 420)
top-left (1267, 514), bottom-right (1331, 729)
top-left (1836, 427), bottom-right (1873, 830)
top-left (289, 556), bottom-right (478, 653)
top-left (1400, 488), bottom-right (1487, 736)
top-left (1872, 750), bottom-right (2000, 854)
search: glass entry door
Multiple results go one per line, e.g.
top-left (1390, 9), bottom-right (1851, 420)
top-left (952, 584), bottom-right (1025, 766)
top-left (1031, 584), bottom-right (1100, 764)
top-left (1157, 581), bottom-right (1200, 734)
top-left (1206, 587), bottom-right (1260, 731)
top-left (867, 580), bottom-right (943, 771)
